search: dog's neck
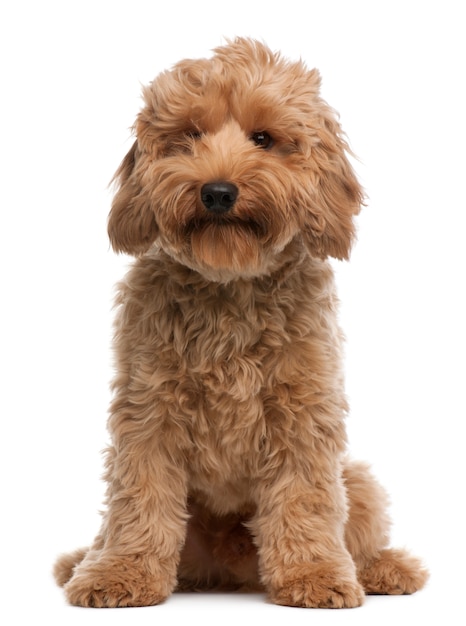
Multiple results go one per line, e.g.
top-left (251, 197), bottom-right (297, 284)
top-left (149, 235), bottom-right (312, 288)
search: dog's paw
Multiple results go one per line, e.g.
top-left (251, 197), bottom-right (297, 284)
top-left (63, 553), bottom-right (173, 608)
top-left (53, 548), bottom-right (88, 587)
top-left (359, 548), bottom-right (429, 595)
top-left (269, 563), bottom-right (365, 608)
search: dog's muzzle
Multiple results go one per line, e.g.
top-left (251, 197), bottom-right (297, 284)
top-left (200, 182), bottom-right (238, 215)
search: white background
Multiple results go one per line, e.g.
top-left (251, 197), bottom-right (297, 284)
top-left (1, 0), bottom-right (464, 623)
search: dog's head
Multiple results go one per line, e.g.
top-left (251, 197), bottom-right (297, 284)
top-left (109, 38), bottom-right (363, 280)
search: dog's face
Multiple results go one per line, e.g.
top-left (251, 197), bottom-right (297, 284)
top-left (109, 39), bottom-right (363, 280)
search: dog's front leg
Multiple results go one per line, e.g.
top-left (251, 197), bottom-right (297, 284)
top-left (252, 455), bottom-right (365, 608)
top-left (64, 425), bottom-right (188, 608)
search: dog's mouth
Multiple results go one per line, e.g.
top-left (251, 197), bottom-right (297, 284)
top-left (179, 212), bottom-right (273, 275)
top-left (184, 214), bottom-right (269, 240)
top-left (168, 205), bottom-right (297, 277)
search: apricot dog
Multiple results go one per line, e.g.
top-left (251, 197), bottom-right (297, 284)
top-left (54, 38), bottom-right (427, 608)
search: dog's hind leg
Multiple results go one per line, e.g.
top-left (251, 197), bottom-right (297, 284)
top-left (53, 548), bottom-right (89, 587)
top-left (343, 460), bottom-right (428, 594)
top-left (357, 547), bottom-right (429, 595)
top-left (54, 530), bottom-right (105, 587)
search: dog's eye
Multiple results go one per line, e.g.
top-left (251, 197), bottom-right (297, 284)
top-left (185, 130), bottom-right (202, 140)
top-left (250, 131), bottom-right (273, 150)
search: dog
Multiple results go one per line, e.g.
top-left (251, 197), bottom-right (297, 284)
top-left (54, 38), bottom-right (427, 608)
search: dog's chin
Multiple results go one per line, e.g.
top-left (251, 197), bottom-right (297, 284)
top-left (159, 219), bottom-right (294, 283)
top-left (191, 222), bottom-right (262, 273)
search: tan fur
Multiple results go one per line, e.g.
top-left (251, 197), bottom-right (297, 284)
top-left (54, 38), bottom-right (427, 608)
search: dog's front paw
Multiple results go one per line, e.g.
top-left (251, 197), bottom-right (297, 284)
top-left (64, 553), bottom-right (173, 608)
top-left (269, 563), bottom-right (365, 608)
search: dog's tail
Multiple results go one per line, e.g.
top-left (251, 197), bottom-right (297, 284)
top-left (53, 548), bottom-right (88, 587)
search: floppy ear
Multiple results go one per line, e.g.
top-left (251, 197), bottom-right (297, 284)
top-left (108, 141), bottom-right (159, 255)
top-left (303, 115), bottom-right (364, 261)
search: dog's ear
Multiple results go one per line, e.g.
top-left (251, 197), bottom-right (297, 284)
top-left (108, 141), bottom-right (159, 255)
top-left (303, 113), bottom-right (364, 261)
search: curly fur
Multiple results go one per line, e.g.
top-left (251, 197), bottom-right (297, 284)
top-left (54, 38), bottom-right (427, 608)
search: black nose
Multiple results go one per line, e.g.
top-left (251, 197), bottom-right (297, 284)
top-left (200, 182), bottom-right (238, 214)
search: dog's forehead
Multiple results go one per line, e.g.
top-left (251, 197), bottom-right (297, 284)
top-left (143, 42), bottom-right (322, 135)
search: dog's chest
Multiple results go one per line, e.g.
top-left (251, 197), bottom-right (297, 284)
top-left (168, 285), bottom-right (284, 478)
top-left (170, 282), bottom-right (275, 374)
top-left (121, 257), bottom-right (339, 498)
top-left (179, 291), bottom-right (268, 396)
